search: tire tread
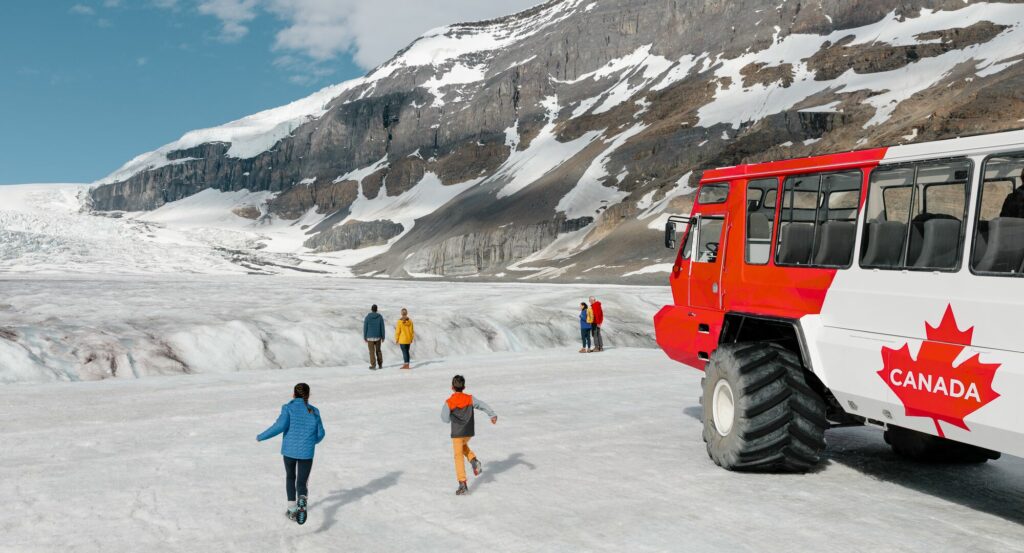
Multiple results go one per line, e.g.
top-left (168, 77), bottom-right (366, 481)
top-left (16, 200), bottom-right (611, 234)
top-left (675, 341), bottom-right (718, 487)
top-left (702, 342), bottom-right (828, 473)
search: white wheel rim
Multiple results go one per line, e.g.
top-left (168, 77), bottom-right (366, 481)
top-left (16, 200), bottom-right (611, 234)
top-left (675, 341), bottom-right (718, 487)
top-left (712, 379), bottom-right (735, 437)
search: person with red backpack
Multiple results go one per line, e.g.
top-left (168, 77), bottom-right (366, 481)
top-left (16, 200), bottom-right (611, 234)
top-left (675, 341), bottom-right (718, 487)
top-left (589, 296), bottom-right (604, 352)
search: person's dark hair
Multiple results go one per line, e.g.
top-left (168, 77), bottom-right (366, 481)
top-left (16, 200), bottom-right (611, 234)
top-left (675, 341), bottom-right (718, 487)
top-left (452, 375), bottom-right (466, 392)
top-left (294, 382), bottom-right (313, 413)
top-left (371, 304), bottom-right (378, 312)
top-left (580, 302), bottom-right (588, 309)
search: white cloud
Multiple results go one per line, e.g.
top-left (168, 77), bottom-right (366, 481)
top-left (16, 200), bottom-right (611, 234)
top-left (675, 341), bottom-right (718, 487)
top-left (70, 4), bottom-right (96, 15)
top-left (183, 0), bottom-right (541, 74)
top-left (69, 2), bottom-right (112, 26)
top-left (273, 54), bottom-right (334, 85)
top-left (136, 57), bottom-right (149, 66)
top-left (264, 0), bottom-right (353, 61)
top-left (198, 0), bottom-right (260, 42)
top-left (103, 0), bottom-right (122, 7)
top-left (159, 0), bottom-right (543, 83)
top-left (267, 0), bottom-right (543, 69)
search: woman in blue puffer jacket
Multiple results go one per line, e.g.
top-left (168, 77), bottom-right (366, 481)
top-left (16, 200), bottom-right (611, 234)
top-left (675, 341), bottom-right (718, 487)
top-left (578, 302), bottom-right (593, 353)
top-left (257, 382), bottom-right (326, 525)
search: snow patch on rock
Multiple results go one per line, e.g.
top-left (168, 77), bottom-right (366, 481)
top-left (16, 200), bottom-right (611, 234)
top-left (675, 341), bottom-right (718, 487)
top-left (697, 4), bottom-right (1024, 129)
top-left (495, 96), bottom-right (602, 199)
top-left (623, 263), bottom-right (673, 276)
top-left (556, 124), bottom-right (646, 218)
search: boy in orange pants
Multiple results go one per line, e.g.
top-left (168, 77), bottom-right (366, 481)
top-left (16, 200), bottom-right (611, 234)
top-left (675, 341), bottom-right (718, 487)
top-left (441, 375), bottom-right (498, 495)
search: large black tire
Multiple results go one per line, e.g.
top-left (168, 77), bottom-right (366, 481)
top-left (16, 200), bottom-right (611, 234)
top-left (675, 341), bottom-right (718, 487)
top-left (884, 425), bottom-right (1000, 463)
top-left (702, 342), bottom-right (828, 472)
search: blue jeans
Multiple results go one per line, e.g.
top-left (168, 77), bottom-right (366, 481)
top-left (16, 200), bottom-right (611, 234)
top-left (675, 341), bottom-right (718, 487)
top-left (400, 344), bottom-right (411, 363)
top-left (581, 328), bottom-right (592, 349)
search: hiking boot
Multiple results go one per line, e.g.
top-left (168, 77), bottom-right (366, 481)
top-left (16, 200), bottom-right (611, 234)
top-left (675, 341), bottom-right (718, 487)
top-left (578, 348), bottom-right (587, 353)
top-left (296, 495), bottom-right (308, 525)
top-left (369, 365), bottom-right (377, 370)
top-left (455, 482), bottom-right (469, 496)
top-left (471, 458), bottom-right (482, 476)
top-left (401, 363), bottom-right (410, 370)
top-left (286, 509), bottom-right (298, 521)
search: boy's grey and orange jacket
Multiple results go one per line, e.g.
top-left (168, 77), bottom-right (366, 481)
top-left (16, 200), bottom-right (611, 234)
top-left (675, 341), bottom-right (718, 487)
top-left (441, 393), bottom-right (496, 438)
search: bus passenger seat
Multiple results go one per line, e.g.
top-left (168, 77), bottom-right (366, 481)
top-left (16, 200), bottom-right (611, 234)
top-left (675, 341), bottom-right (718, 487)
top-left (812, 221), bottom-right (856, 267)
top-left (975, 217), bottom-right (1024, 273)
top-left (861, 221), bottom-right (906, 268)
top-left (747, 212), bottom-right (771, 239)
top-left (777, 222), bottom-right (815, 265)
top-left (912, 218), bottom-right (961, 269)
top-left (972, 220), bottom-right (989, 266)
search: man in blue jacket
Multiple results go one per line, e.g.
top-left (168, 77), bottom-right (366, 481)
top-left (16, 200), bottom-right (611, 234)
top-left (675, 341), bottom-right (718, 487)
top-left (364, 304), bottom-right (386, 370)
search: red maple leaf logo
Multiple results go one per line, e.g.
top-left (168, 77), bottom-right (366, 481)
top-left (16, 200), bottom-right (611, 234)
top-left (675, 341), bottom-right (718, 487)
top-left (877, 305), bottom-right (1001, 438)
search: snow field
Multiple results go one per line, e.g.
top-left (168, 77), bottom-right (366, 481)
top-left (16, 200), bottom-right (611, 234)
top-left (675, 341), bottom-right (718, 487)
top-left (0, 183), bottom-right (495, 278)
top-left (0, 185), bottom-right (249, 275)
top-left (1, 348), bottom-right (1023, 552)
top-left (0, 276), bottom-right (666, 383)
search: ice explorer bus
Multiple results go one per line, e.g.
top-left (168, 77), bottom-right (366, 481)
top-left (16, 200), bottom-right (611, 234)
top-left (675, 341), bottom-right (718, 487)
top-left (655, 130), bottom-right (1024, 471)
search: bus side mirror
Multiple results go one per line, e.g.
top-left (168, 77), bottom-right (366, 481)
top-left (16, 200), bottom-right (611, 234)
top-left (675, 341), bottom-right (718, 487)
top-left (664, 221), bottom-right (676, 249)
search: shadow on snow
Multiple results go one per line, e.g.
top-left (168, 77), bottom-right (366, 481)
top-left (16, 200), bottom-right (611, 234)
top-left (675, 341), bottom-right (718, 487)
top-left (683, 402), bottom-right (1024, 523)
top-left (825, 427), bottom-right (1024, 525)
top-left (471, 453), bottom-right (537, 491)
top-left (311, 471), bottom-right (404, 533)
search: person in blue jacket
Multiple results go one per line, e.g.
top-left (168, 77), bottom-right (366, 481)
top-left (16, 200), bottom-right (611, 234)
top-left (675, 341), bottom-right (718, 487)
top-left (578, 302), bottom-right (593, 353)
top-left (364, 304), bottom-right (386, 370)
top-left (257, 382), bottom-right (326, 525)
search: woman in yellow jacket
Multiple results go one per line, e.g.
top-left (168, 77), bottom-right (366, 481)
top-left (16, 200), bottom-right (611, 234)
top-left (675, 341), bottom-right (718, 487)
top-left (395, 308), bottom-right (415, 369)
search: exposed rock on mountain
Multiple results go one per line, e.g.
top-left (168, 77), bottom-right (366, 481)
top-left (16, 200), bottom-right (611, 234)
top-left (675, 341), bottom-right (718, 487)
top-left (89, 0), bottom-right (1024, 282)
top-left (305, 220), bottom-right (405, 252)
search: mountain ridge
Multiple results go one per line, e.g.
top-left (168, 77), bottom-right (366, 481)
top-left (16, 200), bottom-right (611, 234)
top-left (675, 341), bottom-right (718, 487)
top-left (87, 0), bottom-right (1024, 282)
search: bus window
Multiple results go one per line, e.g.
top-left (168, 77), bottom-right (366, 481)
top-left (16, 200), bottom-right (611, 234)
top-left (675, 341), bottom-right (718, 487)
top-left (680, 221), bottom-right (695, 261)
top-left (695, 218), bottom-right (724, 263)
top-left (972, 154), bottom-right (1024, 276)
top-left (776, 170), bottom-right (861, 268)
top-left (882, 184), bottom-right (913, 225)
top-left (909, 161), bottom-right (970, 270)
top-left (745, 178), bottom-right (778, 265)
top-left (698, 183), bottom-right (729, 205)
top-left (861, 159), bottom-right (971, 271)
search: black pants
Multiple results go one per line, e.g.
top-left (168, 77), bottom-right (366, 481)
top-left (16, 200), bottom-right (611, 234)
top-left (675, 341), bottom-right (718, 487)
top-left (284, 456), bottom-right (313, 501)
top-left (400, 344), bottom-right (411, 363)
top-left (591, 325), bottom-right (603, 350)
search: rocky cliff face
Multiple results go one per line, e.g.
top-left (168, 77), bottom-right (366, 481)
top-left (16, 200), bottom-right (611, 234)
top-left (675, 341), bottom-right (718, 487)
top-left (305, 220), bottom-right (404, 252)
top-left (90, 0), bottom-right (1024, 282)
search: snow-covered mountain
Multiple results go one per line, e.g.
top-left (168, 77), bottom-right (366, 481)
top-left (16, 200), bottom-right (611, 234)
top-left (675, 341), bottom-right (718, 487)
top-left (73, 1), bottom-right (1024, 280)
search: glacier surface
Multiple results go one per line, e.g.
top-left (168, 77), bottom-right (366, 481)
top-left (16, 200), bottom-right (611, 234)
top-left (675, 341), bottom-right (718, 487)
top-left (1, 347), bottom-right (1022, 551)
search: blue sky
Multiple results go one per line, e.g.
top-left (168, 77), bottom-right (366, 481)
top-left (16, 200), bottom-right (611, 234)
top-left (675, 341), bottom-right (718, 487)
top-left (0, 0), bottom-right (538, 185)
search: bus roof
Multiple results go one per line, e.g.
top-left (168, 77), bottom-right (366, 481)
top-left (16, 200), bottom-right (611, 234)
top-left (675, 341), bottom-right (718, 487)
top-left (700, 128), bottom-right (1024, 185)
top-left (701, 148), bottom-right (888, 184)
